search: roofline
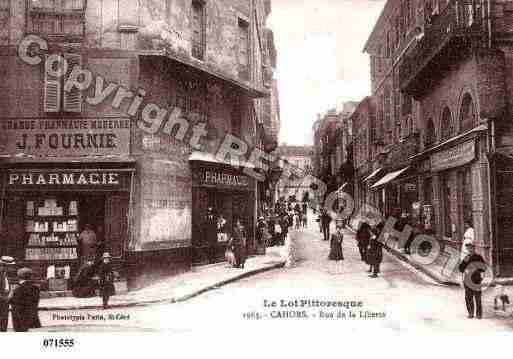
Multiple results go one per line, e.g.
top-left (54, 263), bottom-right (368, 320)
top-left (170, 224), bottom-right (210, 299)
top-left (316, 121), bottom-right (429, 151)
top-left (363, 1), bottom-right (394, 53)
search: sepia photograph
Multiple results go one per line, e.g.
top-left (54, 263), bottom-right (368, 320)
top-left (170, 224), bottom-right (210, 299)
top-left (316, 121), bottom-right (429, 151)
top-left (0, 0), bottom-right (512, 353)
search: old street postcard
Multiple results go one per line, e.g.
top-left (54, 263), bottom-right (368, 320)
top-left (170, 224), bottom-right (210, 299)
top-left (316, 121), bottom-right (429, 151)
top-left (0, 0), bottom-right (512, 354)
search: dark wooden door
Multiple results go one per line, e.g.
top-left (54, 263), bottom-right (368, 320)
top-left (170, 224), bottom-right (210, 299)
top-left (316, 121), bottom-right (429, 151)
top-left (105, 195), bottom-right (129, 258)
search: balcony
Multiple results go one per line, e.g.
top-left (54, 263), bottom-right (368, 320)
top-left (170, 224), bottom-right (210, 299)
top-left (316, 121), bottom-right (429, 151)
top-left (27, 0), bottom-right (86, 42)
top-left (399, 0), bottom-right (487, 97)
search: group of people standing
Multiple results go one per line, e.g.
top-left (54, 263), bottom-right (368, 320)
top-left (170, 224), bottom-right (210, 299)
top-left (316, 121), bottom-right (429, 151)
top-left (355, 222), bottom-right (384, 278)
top-left (326, 220), bottom-right (384, 278)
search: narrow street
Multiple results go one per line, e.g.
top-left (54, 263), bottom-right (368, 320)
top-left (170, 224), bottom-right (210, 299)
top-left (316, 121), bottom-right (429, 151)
top-left (36, 217), bottom-right (513, 333)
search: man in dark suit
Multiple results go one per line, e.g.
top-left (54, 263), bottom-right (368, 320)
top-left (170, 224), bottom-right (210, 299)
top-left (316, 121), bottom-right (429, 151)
top-left (9, 268), bottom-right (41, 332)
top-left (97, 252), bottom-right (116, 309)
top-left (204, 207), bottom-right (218, 263)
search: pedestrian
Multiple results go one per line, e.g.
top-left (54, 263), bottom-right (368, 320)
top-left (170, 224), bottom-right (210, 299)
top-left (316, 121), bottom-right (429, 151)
top-left (204, 207), bottom-right (218, 263)
top-left (302, 210), bottom-right (308, 228)
top-left (294, 212), bottom-right (301, 230)
top-left (321, 209), bottom-right (332, 241)
top-left (367, 224), bottom-right (384, 278)
top-left (231, 219), bottom-right (247, 268)
top-left (459, 241), bottom-right (486, 319)
top-left (97, 252), bottom-right (116, 309)
top-left (9, 268), bottom-right (41, 332)
top-left (0, 256), bottom-right (15, 332)
top-left (72, 260), bottom-right (97, 298)
top-left (460, 219), bottom-right (475, 261)
top-left (328, 224), bottom-right (344, 274)
top-left (356, 223), bottom-right (371, 262)
top-left (279, 215), bottom-right (289, 246)
top-left (78, 224), bottom-right (98, 265)
top-left (256, 217), bottom-right (267, 254)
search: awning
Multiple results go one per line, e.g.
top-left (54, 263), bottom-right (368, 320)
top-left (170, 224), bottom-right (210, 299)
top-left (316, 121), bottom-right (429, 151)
top-left (371, 166), bottom-right (410, 189)
top-left (363, 168), bottom-right (383, 182)
top-left (189, 151), bottom-right (255, 169)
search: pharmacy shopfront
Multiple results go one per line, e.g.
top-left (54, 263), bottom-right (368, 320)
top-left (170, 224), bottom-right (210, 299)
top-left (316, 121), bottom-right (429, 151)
top-left (0, 163), bottom-right (134, 292)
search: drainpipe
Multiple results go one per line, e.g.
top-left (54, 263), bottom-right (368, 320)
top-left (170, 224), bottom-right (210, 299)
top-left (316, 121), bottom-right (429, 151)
top-left (487, 0), bottom-right (492, 48)
top-left (486, 117), bottom-right (497, 274)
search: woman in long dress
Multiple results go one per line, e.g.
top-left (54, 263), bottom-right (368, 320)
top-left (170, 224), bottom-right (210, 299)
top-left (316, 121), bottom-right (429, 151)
top-left (328, 224), bottom-right (344, 274)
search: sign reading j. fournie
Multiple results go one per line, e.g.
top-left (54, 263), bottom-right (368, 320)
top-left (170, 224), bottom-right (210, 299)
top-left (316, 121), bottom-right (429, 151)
top-left (0, 118), bottom-right (130, 157)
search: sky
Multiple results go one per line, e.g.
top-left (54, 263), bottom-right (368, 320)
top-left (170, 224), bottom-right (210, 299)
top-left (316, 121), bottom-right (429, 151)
top-left (267, 0), bottom-right (385, 146)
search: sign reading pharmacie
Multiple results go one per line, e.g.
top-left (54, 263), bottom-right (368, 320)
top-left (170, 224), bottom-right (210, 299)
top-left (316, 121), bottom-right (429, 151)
top-left (5, 169), bottom-right (132, 192)
top-left (0, 118), bottom-right (130, 157)
top-left (431, 140), bottom-right (476, 172)
top-left (193, 166), bottom-right (255, 191)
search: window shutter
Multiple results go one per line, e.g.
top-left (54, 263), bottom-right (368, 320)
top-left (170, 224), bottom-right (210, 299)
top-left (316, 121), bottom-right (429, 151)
top-left (63, 53), bottom-right (82, 113)
top-left (43, 55), bottom-right (61, 113)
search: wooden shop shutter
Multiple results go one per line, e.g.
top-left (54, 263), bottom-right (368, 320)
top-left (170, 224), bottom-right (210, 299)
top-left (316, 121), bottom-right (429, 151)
top-left (43, 54), bottom-right (61, 113)
top-left (63, 53), bottom-right (82, 113)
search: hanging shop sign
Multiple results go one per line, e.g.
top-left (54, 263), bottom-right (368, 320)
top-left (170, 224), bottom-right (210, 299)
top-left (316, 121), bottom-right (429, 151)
top-left (5, 169), bottom-right (132, 192)
top-left (0, 118), bottom-right (130, 157)
top-left (431, 140), bottom-right (476, 172)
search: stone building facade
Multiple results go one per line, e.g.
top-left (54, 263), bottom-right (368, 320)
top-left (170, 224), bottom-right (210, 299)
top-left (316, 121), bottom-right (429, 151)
top-left (0, 0), bottom-right (278, 290)
top-left (362, 0), bottom-right (513, 277)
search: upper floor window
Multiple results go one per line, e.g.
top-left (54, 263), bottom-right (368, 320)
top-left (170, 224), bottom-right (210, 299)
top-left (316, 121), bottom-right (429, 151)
top-left (44, 53), bottom-right (82, 114)
top-left (237, 18), bottom-right (250, 81)
top-left (0, 0), bottom-right (9, 44)
top-left (460, 93), bottom-right (476, 133)
top-left (28, 0), bottom-right (85, 39)
top-left (191, 0), bottom-right (206, 60)
top-left (440, 107), bottom-right (454, 141)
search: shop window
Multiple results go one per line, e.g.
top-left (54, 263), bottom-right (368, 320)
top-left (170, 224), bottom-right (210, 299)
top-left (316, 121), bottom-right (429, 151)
top-left (442, 173), bottom-right (452, 238)
top-left (44, 53), bottom-right (82, 113)
top-left (440, 107), bottom-right (454, 141)
top-left (191, 0), bottom-right (206, 60)
top-left (460, 94), bottom-right (476, 133)
top-left (237, 18), bottom-right (250, 81)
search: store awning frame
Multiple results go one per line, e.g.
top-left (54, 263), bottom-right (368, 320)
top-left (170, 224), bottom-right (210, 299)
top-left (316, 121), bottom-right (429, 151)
top-left (371, 166), bottom-right (410, 189)
top-left (363, 167), bottom-right (383, 182)
top-left (189, 151), bottom-right (256, 169)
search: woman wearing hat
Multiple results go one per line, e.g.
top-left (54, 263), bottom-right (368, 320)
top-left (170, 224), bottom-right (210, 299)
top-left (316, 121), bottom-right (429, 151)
top-left (328, 224), bottom-right (344, 274)
top-left (9, 267), bottom-right (41, 332)
top-left (0, 256), bottom-right (15, 332)
top-left (97, 252), bottom-right (116, 309)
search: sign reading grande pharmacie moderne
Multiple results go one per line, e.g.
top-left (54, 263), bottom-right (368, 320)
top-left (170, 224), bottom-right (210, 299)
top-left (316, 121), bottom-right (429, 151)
top-left (0, 118), bottom-right (130, 157)
top-left (431, 140), bottom-right (476, 172)
top-left (6, 170), bottom-right (131, 191)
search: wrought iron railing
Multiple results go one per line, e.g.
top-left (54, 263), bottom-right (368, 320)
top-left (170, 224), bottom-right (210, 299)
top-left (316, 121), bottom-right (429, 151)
top-left (399, 0), bottom-right (486, 90)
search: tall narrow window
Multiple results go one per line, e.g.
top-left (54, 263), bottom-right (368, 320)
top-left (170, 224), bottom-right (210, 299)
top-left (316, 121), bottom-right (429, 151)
top-left (0, 0), bottom-right (9, 45)
top-left (460, 167), bottom-right (473, 224)
top-left (44, 53), bottom-right (82, 113)
top-left (440, 107), bottom-right (454, 141)
top-left (238, 18), bottom-right (250, 81)
top-left (460, 94), bottom-right (476, 133)
top-left (425, 118), bottom-right (436, 147)
top-left (191, 0), bottom-right (206, 60)
top-left (442, 174), bottom-right (452, 238)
